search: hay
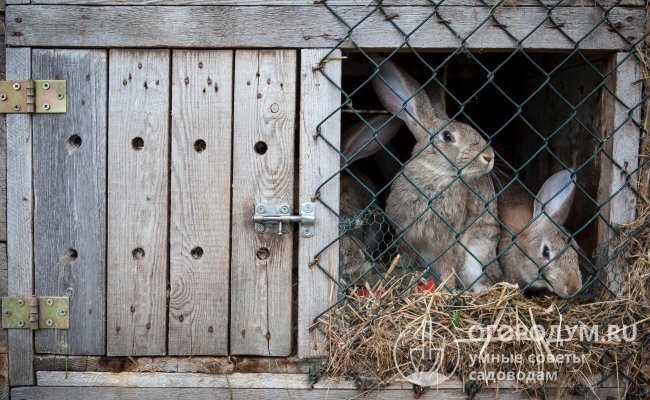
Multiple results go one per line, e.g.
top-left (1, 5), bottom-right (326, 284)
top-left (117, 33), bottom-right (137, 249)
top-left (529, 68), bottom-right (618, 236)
top-left (315, 36), bottom-right (650, 400)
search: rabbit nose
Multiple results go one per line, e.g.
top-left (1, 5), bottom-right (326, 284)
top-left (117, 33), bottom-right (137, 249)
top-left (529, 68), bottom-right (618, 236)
top-left (480, 153), bottom-right (493, 165)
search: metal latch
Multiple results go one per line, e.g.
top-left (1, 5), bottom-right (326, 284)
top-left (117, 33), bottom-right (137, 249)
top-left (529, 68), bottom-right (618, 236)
top-left (0, 80), bottom-right (67, 114)
top-left (253, 202), bottom-right (315, 238)
top-left (1, 296), bottom-right (69, 330)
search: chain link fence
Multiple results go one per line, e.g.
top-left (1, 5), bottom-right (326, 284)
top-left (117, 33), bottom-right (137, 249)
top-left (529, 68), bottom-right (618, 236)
top-left (309, 0), bottom-right (649, 395)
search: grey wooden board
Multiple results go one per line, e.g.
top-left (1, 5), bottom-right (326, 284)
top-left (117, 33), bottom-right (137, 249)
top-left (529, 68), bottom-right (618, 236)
top-left (5, 5), bottom-right (643, 51)
top-left (12, 386), bottom-right (623, 400)
top-left (230, 50), bottom-right (296, 356)
top-left (107, 49), bottom-right (169, 356)
top-left (28, 371), bottom-right (627, 390)
top-left (168, 50), bottom-right (233, 355)
top-left (0, 244), bottom-right (6, 354)
top-left (32, 49), bottom-right (107, 355)
top-left (596, 52), bottom-right (642, 295)
top-left (0, 354), bottom-right (7, 400)
top-left (297, 49), bottom-right (341, 358)
top-left (6, 47), bottom-right (33, 387)
top-left (33, 355), bottom-right (312, 374)
top-left (23, 0), bottom-right (649, 6)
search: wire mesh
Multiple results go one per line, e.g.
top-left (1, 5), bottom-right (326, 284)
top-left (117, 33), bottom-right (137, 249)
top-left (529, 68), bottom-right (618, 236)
top-left (308, 0), bottom-right (649, 394)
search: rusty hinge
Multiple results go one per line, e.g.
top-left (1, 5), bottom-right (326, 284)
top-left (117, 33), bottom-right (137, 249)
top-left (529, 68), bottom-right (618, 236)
top-left (1, 296), bottom-right (69, 329)
top-left (0, 80), bottom-right (67, 114)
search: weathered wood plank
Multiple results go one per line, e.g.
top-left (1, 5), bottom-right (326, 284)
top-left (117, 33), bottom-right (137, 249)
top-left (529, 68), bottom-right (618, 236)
top-left (6, 47), bottom-right (33, 386)
top-left (0, 244), bottom-right (7, 354)
top-left (34, 355), bottom-right (314, 374)
top-left (13, 385), bottom-right (623, 400)
top-left (30, 371), bottom-right (622, 390)
top-left (25, 0), bottom-right (650, 7)
top-left (107, 49), bottom-right (169, 356)
top-left (596, 53), bottom-right (642, 295)
top-left (169, 50), bottom-right (232, 356)
top-left (297, 50), bottom-right (341, 358)
top-left (5, 5), bottom-right (643, 51)
top-left (230, 50), bottom-right (296, 356)
top-left (32, 49), bottom-right (107, 355)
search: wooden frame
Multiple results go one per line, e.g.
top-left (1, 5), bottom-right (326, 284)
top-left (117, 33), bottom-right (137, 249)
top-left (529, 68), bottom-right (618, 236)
top-left (4, 5), bottom-right (644, 51)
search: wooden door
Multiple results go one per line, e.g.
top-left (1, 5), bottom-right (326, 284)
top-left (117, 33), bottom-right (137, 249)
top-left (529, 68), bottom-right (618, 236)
top-left (8, 48), bottom-right (342, 369)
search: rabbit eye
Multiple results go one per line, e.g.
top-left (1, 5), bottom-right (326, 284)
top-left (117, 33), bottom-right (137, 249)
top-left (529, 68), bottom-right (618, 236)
top-left (442, 130), bottom-right (454, 143)
top-left (542, 245), bottom-right (550, 259)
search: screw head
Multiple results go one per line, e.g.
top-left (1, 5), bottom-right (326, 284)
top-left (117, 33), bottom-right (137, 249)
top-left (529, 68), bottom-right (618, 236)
top-left (17, 320), bottom-right (24, 327)
top-left (57, 93), bottom-right (65, 100)
top-left (45, 319), bottom-right (53, 327)
top-left (42, 103), bottom-right (50, 111)
top-left (302, 227), bottom-right (314, 237)
top-left (45, 298), bottom-right (53, 306)
top-left (12, 82), bottom-right (21, 91)
top-left (255, 204), bottom-right (266, 214)
top-left (279, 204), bottom-right (290, 214)
top-left (3, 310), bottom-right (11, 316)
top-left (303, 203), bottom-right (314, 213)
top-left (13, 104), bottom-right (20, 111)
top-left (0, 94), bottom-right (7, 101)
top-left (255, 224), bottom-right (266, 233)
top-left (17, 299), bottom-right (24, 307)
top-left (42, 82), bottom-right (50, 90)
top-left (59, 309), bottom-right (67, 316)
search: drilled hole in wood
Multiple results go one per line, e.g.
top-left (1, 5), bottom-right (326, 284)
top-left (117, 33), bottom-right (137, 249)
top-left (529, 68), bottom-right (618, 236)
top-left (132, 247), bottom-right (145, 260)
top-left (191, 247), bottom-right (204, 259)
top-left (66, 248), bottom-right (78, 261)
top-left (256, 247), bottom-right (270, 260)
top-left (254, 141), bottom-right (268, 155)
top-left (68, 134), bottom-right (82, 149)
top-left (194, 139), bottom-right (206, 153)
top-left (132, 137), bottom-right (144, 150)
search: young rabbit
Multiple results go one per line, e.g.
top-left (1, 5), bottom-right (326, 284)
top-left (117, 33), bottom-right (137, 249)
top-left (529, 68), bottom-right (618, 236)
top-left (339, 115), bottom-right (402, 284)
top-left (497, 170), bottom-right (582, 298)
top-left (371, 56), bottom-right (500, 290)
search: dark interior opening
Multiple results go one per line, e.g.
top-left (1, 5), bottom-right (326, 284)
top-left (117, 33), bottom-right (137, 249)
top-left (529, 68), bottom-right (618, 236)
top-left (340, 51), bottom-right (609, 267)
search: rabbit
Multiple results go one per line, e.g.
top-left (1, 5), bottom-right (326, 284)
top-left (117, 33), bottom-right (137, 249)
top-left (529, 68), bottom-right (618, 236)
top-left (497, 169), bottom-right (582, 298)
top-left (371, 55), bottom-right (500, 291)
top-left (339, 115), bottom-right (402, 284)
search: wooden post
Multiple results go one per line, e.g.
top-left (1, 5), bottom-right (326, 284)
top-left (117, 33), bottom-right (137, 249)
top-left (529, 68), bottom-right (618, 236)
top-left (6, 47), bottom-right (34, 386)
top-left (297, 49), bottom-right (341, 358)
top-left (597, 52), bottom-right (642, 295)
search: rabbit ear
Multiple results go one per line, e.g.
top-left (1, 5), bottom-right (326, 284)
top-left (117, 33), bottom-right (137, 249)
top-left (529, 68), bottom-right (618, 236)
top-left (426, 66), bottom-right (449, 119)
top-left (371, 55), bottom-right (436, 142)
top-left (533, 169), bottom-right (576, 224)
top-left (341, 115), bottom-right (402, 164)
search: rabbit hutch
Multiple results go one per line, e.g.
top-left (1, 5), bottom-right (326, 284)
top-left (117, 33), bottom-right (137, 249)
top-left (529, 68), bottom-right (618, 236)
top-left (0, 0), bottom-right (647, 399)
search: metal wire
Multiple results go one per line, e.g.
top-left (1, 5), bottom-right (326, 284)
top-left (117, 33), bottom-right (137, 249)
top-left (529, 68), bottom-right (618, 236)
top-left (309, 0), bottom-right (648, 391)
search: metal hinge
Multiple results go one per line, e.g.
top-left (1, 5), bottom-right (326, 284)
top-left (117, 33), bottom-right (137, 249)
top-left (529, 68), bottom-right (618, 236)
top-left (1, 296), bottom-right (69, 330)
top-left (253, 202), bottom-right (315, 238)
top-left (0, 80), bottom-right (67, 114)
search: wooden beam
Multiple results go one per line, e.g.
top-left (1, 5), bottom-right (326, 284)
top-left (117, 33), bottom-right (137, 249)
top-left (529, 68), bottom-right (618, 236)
top-left (6, 47), bottom-right (33, 386)
top-left (297, 49), bottom-right (341, 358)
top-left (596, 52), bottom-right (642, 295)
top-left (32, 49), bottom-right (107, 355)
top-left (230, 50), bottom-right (296, 356)
top-left (5, 5), bottom-right (644, 51)
top-left (14, 382), bottom-right (623, 400)
top-left (168, 50), bottom-right (233, 356)
top-left (107, 49), bottom-right (170, 356)
top-left (22, 0), bottom-right (650, 7)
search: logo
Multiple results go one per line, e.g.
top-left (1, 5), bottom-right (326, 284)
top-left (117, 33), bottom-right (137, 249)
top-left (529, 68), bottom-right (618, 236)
top-left (393, 320), bottom-right (461, 387)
